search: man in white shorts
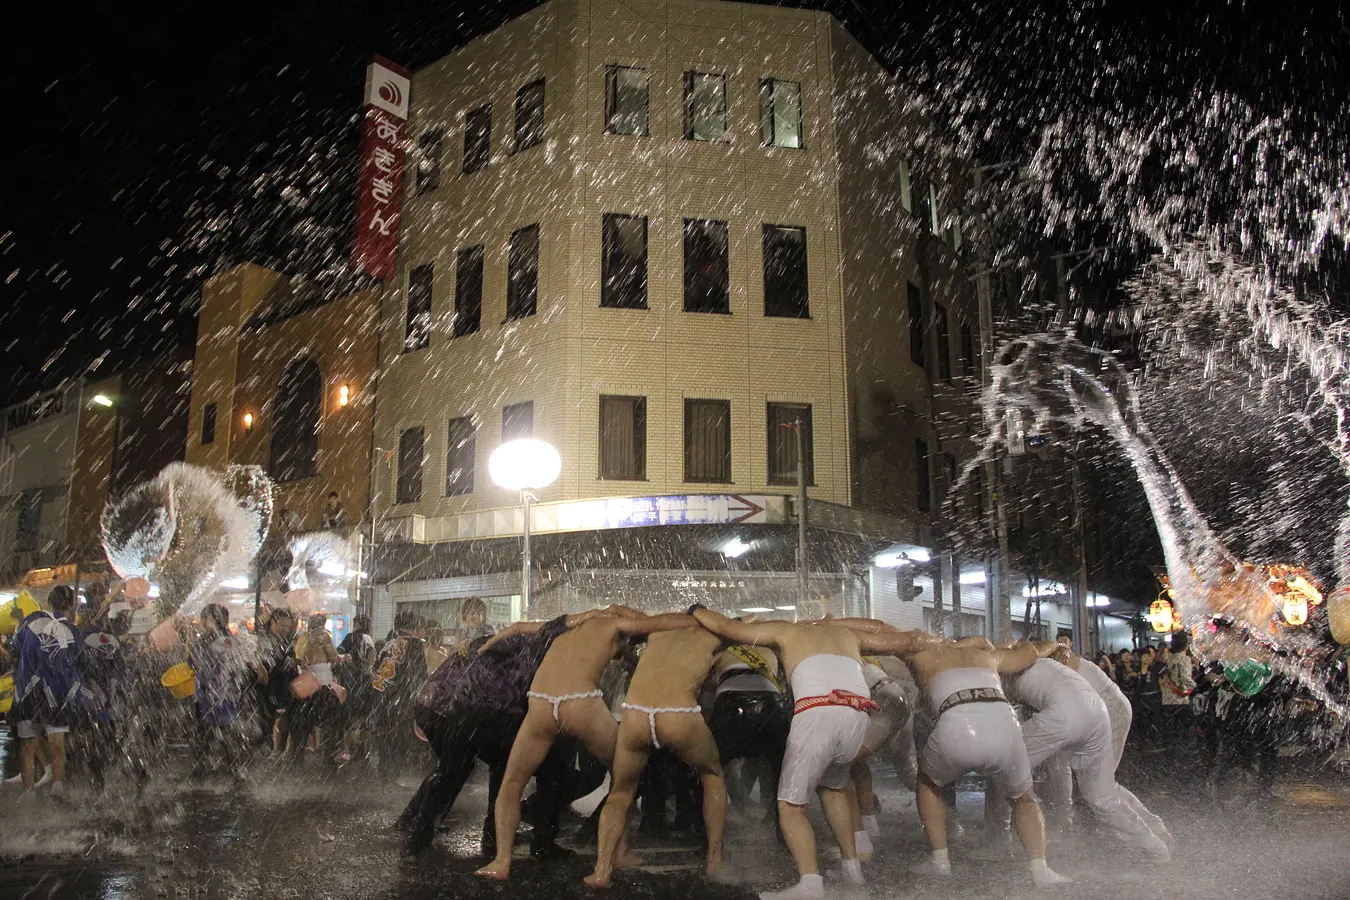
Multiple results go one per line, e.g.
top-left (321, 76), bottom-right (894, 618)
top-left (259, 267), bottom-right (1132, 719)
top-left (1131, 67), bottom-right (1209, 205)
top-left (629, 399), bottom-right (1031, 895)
top-left (1004, 652), bottom-right (1171, 861)
top-left (12, 586), bottom-right (83, 796)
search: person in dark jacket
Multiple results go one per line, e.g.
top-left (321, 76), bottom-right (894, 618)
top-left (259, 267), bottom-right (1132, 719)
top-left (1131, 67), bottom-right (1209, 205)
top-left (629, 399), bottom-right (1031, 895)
top-left (255, 607), bottom-right (300, 758)
top-left (13, 585), bottom-right (83, 795)
top-left (190, 604), bottom-right (246, 777)
top-left (336, 613), bottom-right (378, 762)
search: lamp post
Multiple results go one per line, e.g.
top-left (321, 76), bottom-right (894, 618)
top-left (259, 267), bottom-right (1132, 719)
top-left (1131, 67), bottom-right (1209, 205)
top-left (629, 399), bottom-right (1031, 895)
top-left (488, 438), bottom-right (561, 620)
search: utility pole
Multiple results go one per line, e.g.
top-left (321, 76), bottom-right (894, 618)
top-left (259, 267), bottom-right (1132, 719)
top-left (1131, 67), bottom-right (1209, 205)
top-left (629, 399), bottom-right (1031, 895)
top-left (1070, 448), bottom-right (1091, 655)
top-left (796, 413), bottom-right (809, 610)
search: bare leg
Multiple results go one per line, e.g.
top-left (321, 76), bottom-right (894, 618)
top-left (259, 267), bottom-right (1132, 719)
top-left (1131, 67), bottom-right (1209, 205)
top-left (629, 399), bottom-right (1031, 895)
top-left (586, 717), bottom-right (650, 889)
top-left (48, 733), bottom-right (66, 785)
top-left (819, 786), bottom-right (857, 859)
top-left (1009, 791), bottom-right (1046, 858)
top-left (916, 771), bottom-right (949, 852)
top-left (476, 704), bottom-right (558, 881)
top-left (666, 715), bottom-right (727, 878)
top-left (19, 738), bottom-right (37, 790)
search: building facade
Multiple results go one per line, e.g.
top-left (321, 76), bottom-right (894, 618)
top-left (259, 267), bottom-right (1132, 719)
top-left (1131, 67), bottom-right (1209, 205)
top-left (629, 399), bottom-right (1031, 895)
top-left (364, 0), bottom-right (988, 633)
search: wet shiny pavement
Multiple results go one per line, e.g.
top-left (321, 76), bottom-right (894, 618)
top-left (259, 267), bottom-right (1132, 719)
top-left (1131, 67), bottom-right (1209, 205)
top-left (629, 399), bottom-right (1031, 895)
top-left (3, 755), bottom-right (1350, 900)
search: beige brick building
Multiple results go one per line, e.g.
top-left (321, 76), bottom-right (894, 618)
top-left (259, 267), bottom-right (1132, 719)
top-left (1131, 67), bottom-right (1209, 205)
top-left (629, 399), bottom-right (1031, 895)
top-left (370, 0), bottom-right (986, 629)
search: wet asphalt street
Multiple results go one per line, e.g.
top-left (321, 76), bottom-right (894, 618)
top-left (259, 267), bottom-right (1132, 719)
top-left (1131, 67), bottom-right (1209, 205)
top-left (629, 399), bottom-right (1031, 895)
top-left (3, 747), bottom-right (1350, 900)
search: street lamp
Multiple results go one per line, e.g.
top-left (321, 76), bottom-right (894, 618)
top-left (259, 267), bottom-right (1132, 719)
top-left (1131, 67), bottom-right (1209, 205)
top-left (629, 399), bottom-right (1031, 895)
top-left (488, 438), bottom-right (561, 619)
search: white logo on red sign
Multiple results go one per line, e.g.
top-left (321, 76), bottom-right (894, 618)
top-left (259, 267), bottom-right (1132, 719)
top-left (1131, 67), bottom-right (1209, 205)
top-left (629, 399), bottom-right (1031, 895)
top-left (365, 62), bottom-right (410, 120)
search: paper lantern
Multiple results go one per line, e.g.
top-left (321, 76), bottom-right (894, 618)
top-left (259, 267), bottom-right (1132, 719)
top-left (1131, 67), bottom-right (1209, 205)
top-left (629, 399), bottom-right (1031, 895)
top-left (1150, 598), bottom-right (1175, 633)
top-left (1283, 594), bottom-right (1309, 627)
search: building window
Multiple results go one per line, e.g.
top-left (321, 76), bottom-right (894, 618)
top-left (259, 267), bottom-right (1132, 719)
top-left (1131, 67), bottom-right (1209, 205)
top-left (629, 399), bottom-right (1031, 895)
top-left (454, 245), bottom-right (483, 337)
top-left (928, 180), bottom-right (942, 237)
top-left (416, 128), bottom-right (442, 195)
top-left (915, 438), bottom-right (931, 513)
top-left (683, 72), bottom-right (727, 142)
top-left (683, 218), bottom-right (730, 314)
top-left (405, 264), bottom-right (433, 352)
top-left (908, 282), bottom-right (925, 368)
top-left (759, 78), bottom-right (803, 148)
top-left (270, 358), bottom-right (322, 483)
top-left (898, 158), bottom-right (913, 214)
top-left (463, 104), bottom-right (491, 174)
top-left (767, 403), bottom-right (814, 485)
top-left (960, 323), bottom-right (976, 379)
top-left (605, 65), bottom-right (649, 136)
top-left (507, 224), bottom-right (540, 320)
top-left (936, 303), bottom-right (952, 381)
top-left (944, 453), bottom-right (959, 496)
top-left (949, 210), bottom-right (964, 254)
top-left (763, 225), bottom-right (809, 318)
top-left (684, 399), bottom-right (731, 483)
top-left (601, 214), bottom-right (648, 309)
top-left (514, 78), bottom-right (546, 152)
top-left (15, 489), bottom-right (42, 552)
top-left (599, 395), bottom-right (646, 480)
top-left (445, 416), bottom-right (476, 496)
top-left (502, 401), bottom-right (534, 441)
top-left (396, 426), bottom-right (424, 504)
top-left (970, 465), bottom-right (986, 517)
top-left (201, 403), bottom-right (217, 445)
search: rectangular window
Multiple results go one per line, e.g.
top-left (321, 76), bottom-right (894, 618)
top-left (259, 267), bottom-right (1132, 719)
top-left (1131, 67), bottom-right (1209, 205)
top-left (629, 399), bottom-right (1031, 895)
top-left (936, 303), bottom-right (952, 381)
top-left (898, 158), bottom-right (913, 214)
top-left (15, 489), bottom-right (42, 552)
top-left (405, 264), bottom-right (433, 352)
top-left (944, 453), bottom-right (958, 493)
top-left (601, 213), bottom-right (648, 309)
top-left (445, 416), bottom-right (476, 496)
top-left (907, 282), bottom-right (925, 368)
top-left (683, 71), bottom-right (727, 142)
top-left (453, 245), bottom-right (483, 337)
top-left (507, 224), bottom-right (540, 321)
top-left (759, 78), bottom-right (803, 148)
top-left (970, 465), bottom-right (986, 517)
top-left (605, 65), bottom-right (649, 136)
top-left (929, 180), bottom-right (942, 237)
top-left (396, 427), bottom-right (425, 504)
top-left (763, 225), bottom-right (809, 318)
top-left (767, 403), bottom-right (814, 485)
top-left (960, 323), bottom-right (976, 378)
top-left (502, 401), bottom-right (534, 441)
top-left (915, 438), bottom-right (931, 513)
top-left (683, 218), bottom-right (730, 314)
top-left (599, 395), bottom-right (647, 480)
top-left (684, 399), bottom-right (732, 483)
top-left (949, 210), bottom-right (964, 254)
top-left (201, 403), bottom-right (217, 445)
top-left (416, 128), bottom-right (443, 194)
top-left (514, 78), bottom-right (546, 152)
top-left (463, 104), bottom-right (491, 174)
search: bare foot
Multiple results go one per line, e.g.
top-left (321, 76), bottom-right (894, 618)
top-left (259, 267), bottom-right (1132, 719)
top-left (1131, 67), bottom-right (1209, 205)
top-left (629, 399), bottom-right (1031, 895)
top-left (614, 850), bottom-right (645, 869)
top-left (474, 859), bottom-right (511, 880)
top-left (583, 871), bottom-right (612, 889)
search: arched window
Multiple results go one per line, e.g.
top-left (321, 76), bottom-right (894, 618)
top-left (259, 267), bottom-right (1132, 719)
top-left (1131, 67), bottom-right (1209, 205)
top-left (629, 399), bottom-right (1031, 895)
top-left (269, 358), bottom-right (321, 483)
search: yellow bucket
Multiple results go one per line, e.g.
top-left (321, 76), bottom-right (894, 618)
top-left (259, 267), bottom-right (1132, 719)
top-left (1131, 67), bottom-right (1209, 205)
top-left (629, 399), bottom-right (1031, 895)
top-left (161, 663), bottom-right (197, 700)
top-left (0, 674), bottom-right (13, 714)
top-left (1, 590), bottom-right (41, 635)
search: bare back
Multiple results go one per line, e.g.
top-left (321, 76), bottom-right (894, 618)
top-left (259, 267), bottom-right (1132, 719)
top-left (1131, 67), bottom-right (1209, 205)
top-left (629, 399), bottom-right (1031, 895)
top-left (626, 627), bottom-right (724, 707)
top-left (770, 621), bottom-right (865, 680)
top-left (905, 644), bottom-right (1001, 695)
top-left (530, 618), bottom-right (624, 694)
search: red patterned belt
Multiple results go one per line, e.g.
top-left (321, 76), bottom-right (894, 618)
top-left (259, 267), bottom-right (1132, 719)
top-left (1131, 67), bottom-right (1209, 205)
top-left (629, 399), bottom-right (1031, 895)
top-left (793, 690), bottom-right (880, 716)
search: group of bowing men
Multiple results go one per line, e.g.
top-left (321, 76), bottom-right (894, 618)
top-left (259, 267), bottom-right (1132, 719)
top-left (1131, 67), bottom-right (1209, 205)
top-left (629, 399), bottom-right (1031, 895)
top-left (397, 603), bottom-right (1173, 900)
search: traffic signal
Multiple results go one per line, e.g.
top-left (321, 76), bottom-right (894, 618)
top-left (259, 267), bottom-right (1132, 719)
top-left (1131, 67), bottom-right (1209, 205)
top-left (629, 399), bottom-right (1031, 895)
top-left (897, 566), bottom-right (924, 602)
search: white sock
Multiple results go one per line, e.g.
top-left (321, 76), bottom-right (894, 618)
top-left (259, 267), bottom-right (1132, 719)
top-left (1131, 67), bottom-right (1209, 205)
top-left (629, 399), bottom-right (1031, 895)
top-left (861, 813), bottom-right (881, 837)
top-left (841, 858), bottom-right (865, 885)
top-left (933, 848), bottom-right (949, 864)
top-left (1029, 858), bottom-right (1071, 886)
top-left (854, 830), bottom-right (874, 857)
top-left (758, 874), bottom-right (825, 900)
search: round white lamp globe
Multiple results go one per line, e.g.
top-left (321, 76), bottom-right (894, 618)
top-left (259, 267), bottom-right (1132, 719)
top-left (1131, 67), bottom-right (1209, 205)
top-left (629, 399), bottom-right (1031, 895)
top-left (488, 439), bottom-right (561, 492)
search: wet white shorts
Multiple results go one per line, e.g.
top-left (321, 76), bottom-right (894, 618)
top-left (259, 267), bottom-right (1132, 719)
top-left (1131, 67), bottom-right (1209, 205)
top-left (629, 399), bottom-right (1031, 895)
top-left (778, 705), bottom-right (870, 805)
top-left (16, 720), bottom-right (70, 740)
top-left (920, 701), bottom-right (1032, 797)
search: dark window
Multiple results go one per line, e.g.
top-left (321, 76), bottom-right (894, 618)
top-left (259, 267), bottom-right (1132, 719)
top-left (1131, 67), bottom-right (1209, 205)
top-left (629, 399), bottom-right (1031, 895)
top-left (767, 403), bottom-right (814, 485)
top-left (15, 489), bottom-right (41, 552)
top-left (944, 453), bottom-right (958, 494)
top-left (684, 399), bottom-right (731, 483)
top-left (763, 225), bottom-right (809, 318)
top-left (463, 104), bottom-right (491, 174)
top-left (502, 401), bottom-right (534, 441)
top-left (405, 264), bottom-right (433, 352)
top-left (907, 282), bottom-right (925, 368)
top-left (601, 214), bottom-right (648, 309)
top-left (396, 427), bottom-right (424, 504)
top-left (269, 358), bottom-right (322, 483)
top-left (507, 225), bottom-right (540, 320)
top-left (759, 78), bottom-right (803, 148)
top-left (445, 416), bottom-right (476, 496)
top-left (960, 323), bottom-right (976, 378)
top-left (683, 72), bottom-right (727, 141)
top-left (915, 438), bottom-right (931, 513)
top-left (454, 245), bottom-right (483, 337)
top-left (970, 465), bottom-right (985, 517)
top-left (605, 65), bottom-right (649, 136)
top-left (915, 174), bottom-right (932, 235)
top-left (936, 303), bottom-right (952, 381)
top-left (514, 78), bottom-right (545, 152)
top-left (898, 158), bottom-right (913, 214)
top-left (683, 218), bottom-right (730, 314)
top-left (599, 395), bottom-right (647, 480)
top-left (929, 180), bottom-right (942, 237)
top-left (416, 128), bottom-right (443, 194)
top-left (201, 403), bottom-right (217, 445)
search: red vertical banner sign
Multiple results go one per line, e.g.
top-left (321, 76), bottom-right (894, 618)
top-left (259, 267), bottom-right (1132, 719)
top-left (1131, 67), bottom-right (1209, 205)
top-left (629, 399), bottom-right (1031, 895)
top-left (351, 56), bottom-right (411, 280)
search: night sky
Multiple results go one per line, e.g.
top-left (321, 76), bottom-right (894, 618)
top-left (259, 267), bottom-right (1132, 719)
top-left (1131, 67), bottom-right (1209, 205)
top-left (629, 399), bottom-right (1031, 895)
top-left (3, 0), bottom-right (1345, 406)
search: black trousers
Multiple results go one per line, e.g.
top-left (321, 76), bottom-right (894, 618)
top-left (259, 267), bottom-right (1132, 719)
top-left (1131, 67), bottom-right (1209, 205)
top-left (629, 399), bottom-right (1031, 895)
top-left (708, 691), bottom-right (791, 828)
